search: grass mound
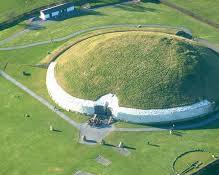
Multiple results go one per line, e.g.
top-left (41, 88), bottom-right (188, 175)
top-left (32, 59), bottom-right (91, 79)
top-left (55, 31), bottom-right (219, 109)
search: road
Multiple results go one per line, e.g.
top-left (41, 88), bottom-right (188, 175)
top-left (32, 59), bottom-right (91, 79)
top-left (0, 24), bottom-right (192, 51)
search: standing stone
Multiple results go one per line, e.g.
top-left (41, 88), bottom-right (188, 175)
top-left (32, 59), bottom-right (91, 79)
top-left (82, 135), bottom-right (86, 141)
top-left (24, 114), bottom-right (30, 117)
top-left (108, 116), bottom-right (112, 125)
top-left (100, 139), bottom-right (105, 145)
top-left (118, 142), bottom-right (123, 148)
top-left (212, 154), bottom-right (216, 159)
top-left (169, 129), bottom-right (172, 135)
top-left (50, 125), bottom-right (53, 131)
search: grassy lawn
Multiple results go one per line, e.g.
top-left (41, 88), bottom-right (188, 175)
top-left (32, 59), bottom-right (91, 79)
top-left (105, 127), bottom-right (219, 175)
top-left (0, 0), bottom-right (125, 23)
top-left (0, 0), bottom-right (63, 23)
top-left (0, 24), bottom-right (25, 41)
top-left (55, 31), bottom-right (219, 109)
top-left (174, 151), bottom-right (213, 174)
top-left (1, 63), bottom-right (89, 123)
top-left (1, 75), bottom-right (219, 175)
top-left (1, 1), bottom-right (219, 174)
top-left (167, 0), bottom-right (219, 23)
top-left (1, 2), bottom-right (219, 48)
top-left (0, 42), bottom-right (62, 65)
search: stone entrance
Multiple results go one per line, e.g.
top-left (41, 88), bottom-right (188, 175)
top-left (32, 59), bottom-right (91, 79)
top-left (94, 93), bottom-right (119, 118)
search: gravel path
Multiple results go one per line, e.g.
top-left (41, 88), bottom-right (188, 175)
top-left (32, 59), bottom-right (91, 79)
top-left (0, 24), bottom-right (192, 51)
top-left (0, 70), bottom-right (114, 143)
top-left (0, 29), bottom-right (29, 46)
top-left (0, 70), bottom-right (80, 129)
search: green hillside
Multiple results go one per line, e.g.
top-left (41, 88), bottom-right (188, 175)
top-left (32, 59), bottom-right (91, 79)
top-left (55, 31), bottom-right (219, 109)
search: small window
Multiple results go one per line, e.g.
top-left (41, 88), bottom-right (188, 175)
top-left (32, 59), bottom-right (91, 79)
top-left (52, 11), bottom-right (59, 17)
top-left (67, 6), bottom-right (74, 12)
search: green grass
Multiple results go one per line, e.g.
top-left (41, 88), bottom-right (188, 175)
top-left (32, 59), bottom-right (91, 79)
top-left (55, 31), bottom-right (219, 109)
top-left (0, 0), bottom-right (63, 23)
top-left (174, 151), bottom-right (213, 174)
top-left (2, 63), bottom-right (89, 123)
top-left (1, 75), bottom-right (219, 175)
top-left (1, 1), bottom-right (219, 174)
top-left (1, 2), bottom-right (219, 48)
top-left (0, 42), bottom-right (62, 65)
top-left (0, 24), bottom-right (25, 41)
top-left (167, 0), bottom-right (219, 23)
top-left (0, 0), bottom-right (124, 23)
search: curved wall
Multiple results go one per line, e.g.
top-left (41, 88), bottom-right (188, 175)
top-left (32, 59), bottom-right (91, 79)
top-left (116, 101), bottom-right (214, 124)
top-left (46, 62), bottom-right (215, 124)
top-left (46, 62), bottom-right (95, 114)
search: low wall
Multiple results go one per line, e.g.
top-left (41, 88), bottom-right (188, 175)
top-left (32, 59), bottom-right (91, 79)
top-left (116, 101), bottom-right (214, 124)
top-left (46, 62), bottom-right (215, 124)
top-left (46, 62), bottom-right (95, 114)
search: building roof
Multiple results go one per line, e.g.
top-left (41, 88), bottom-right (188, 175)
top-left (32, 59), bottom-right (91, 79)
top-left (41, 2), bottom-right (74, 14)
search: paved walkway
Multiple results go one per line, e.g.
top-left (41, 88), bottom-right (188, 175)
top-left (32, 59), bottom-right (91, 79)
top-left (0, 24), bottom-right (192, 51)
top-left (79, 123), bottom-right (115, 144)
top-left (0, 70), bottom-right (115, 144)
top-left (0, 29), bottom-right (29, 46)
top-left (0, 70), bottom-right (80, 129)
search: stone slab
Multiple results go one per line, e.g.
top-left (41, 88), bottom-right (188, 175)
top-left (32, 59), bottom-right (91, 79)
top-left (74, 170), bottom-right (95, 175)
top-left (95, 155), bottom-right (111, 166)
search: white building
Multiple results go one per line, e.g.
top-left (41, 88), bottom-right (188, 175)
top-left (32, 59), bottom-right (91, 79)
top-left (39, 2), bottom-right (75, 20)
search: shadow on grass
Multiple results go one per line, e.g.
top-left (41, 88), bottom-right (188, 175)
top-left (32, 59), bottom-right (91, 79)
top-left (114, 3), bottom-right (157, 13)
top-left (103, 143), bottom-right (136, 150)
top-left (18, 22), bottom-right (47, 30)
top-left (104, 143), bottom-right (116, 147)
top-left (123, 110), bottom-right (219, 131)
top-left (124, 145), bottom-right (136, 150)
top-left (148, 143), bottom-right (160, 147)
top-left (85, 139), bottom-right (97, 143)
top-left (142, 0), bottom-right (160, 3)
top-left (0, 8), bottom-right (103, 30)
top-left (53, 129), bottom-right (62, 132)
top-left (172, 130), bottom-right (183, 137)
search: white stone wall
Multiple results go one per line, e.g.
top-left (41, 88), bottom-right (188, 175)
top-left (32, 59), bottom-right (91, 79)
top-left (46, 62), bottom-right (215, 124)
top-left (116, 101), bottom-right (214, 124)
top-left (46, 62), bottom-right (95, 114)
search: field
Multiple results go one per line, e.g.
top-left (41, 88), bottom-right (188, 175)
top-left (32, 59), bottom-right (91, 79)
top-left (0, 2), bottom-right (219, 48)
top-left (1, 77), bottom-right (219, 175)
top-left (167, 0), bottom-right (219, 23)
top-left (1, 0), bottom-right (219, 174)
top-left (55, 30), bottom-right (219, 109)
top-left (0, 0), bottom-right (62, 23)
top-left (1, 75), bottom-right (219, 175)
top-left (0, 0), bottom-right (124, 23)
